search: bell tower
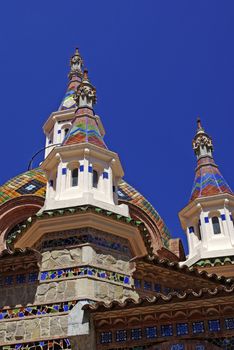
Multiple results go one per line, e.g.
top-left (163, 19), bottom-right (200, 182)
top-left (179, 119), bottom-right (234, 268)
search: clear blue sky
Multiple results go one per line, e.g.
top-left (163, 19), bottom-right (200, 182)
top-left (0, 1), bottom-right (234, 253)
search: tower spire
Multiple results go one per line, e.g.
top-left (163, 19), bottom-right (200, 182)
top-left (190, 118), bottom-right (232, 201)
top-left (74, 68), bottom-right (97, 109)
top-left (59, 48), bottom-right (84, 110)
top-left (63, 67), bottom-right (106, 149)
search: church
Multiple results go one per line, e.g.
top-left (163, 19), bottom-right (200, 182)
top-left (0, 48), bottom-right (234, 350)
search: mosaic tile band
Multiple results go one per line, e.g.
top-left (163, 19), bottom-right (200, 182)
top-left (40, 266), bottom-right (131, 285)
top-left (1, 338), bottom-right (71, 350)
top-left (0, 301), bottom-right (77, 320)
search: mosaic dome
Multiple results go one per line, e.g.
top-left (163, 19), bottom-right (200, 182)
top-left (0, 168), bottom-right (171, 247)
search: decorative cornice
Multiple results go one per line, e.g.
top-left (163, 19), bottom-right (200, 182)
top-left (83, 284), bottom-right (234, 312)
top-left (131, 254), bottom-right (233, 285)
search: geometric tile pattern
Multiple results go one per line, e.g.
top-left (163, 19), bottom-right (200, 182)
top-left (190, 156), bottom-right (232, 201)
top-left (0, 168), bottom-right (46, 205)
top-left (0, 301), bottom-right (77, 320)
top-left (4, 339), bottom-right (71, 350)
top-left (0, 168), bottom-right (171, 247)
top-left (40, 266), bottom-right (130, 285)
top-left (118, 181), bottom-right (171, 247)
top-left (64, 115), bottom-right (107, 149)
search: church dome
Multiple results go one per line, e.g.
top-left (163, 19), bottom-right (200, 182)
top-left (0, 167), bottom-right (171, 249)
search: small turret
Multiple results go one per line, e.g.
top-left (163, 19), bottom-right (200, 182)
top-left (179, 118), bottom-right (234, 267)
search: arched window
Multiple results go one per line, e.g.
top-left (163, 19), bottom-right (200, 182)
top-left (197, 220), bottom-right (201, 240)
top-left (212, 216), bottom-right (221, 234)
top-left (189, 226), bottom-right (194, 233)
top-left (71, 168), bottom-right (78, 187)
top-left (93, 170), bottom-right (99, 188)
top-left (64, 128), bottom-right (69, 137)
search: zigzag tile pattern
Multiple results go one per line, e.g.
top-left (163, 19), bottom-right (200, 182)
top-left (0, 169), bottom-right (170, 247)
top-left (118, 181), bottom-right (171, 247)
top-left (190, 157), bottom-right (232, 201)
top-left (63, 115), bottom-right (107, 149)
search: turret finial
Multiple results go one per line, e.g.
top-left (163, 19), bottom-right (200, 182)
top-left (74, 68), bottom-right (97, 108)
top-left (197, 116), bottom-right (202, 130)
top-left (192, 118), bottom-right (213, 159)
top-left (69, 47), bottom-right (83, 79)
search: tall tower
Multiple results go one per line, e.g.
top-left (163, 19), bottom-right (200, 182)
top-left (179, 119), bottom-right (234, 273)
top-left (42, 50), bottom-right (128, 216)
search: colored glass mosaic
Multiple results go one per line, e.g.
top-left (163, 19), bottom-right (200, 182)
top-left (192, 321), bottom-right (205, 334)
top-left (2, 338), bottom-right (71, 350)
top-left (176, 323), bottom-right (189, 336)
top-left (41, 229), bottom-right (131, 256)
top-left (40, 266), bottom-right (130, 285)
top-left (145, 326), bottom-right (157, 339)
top-left (225, 318), bottom-right (234, 330)
top-left (0, 271), bottom-right (38, 287)
top-left (208, 319), bottom-right (221, 332)
top-left (116, 330), bottom-right (127, 342)
top-left (190, 156), bottom-right (232, 201)
top-left (0, 168), bottom-right (46, 205)
top-left (171, 345), bottom-right (185, 350)
top-left (0, 301), bottom-right (76, 320)
top-left (131, 328), bottom-right (142, 340)
top-left (100, 331), bottom-right (112, 344)
top-left (161, 324), bottom-right (173, 337)
top-left (98, 321), bottom-right (234, 347)
top-left (63, 115), bottom-right (107, 149)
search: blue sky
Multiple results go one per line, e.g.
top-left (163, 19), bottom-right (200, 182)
top-left (0, 1), bottom-right (234, 253)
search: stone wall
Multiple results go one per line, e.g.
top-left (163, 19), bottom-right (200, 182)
top-left (0, 315), bottom-right (68, 343)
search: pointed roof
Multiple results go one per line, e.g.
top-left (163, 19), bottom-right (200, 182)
top-left (63, 69), bottom-right (107, 149)
top-left (190, 118), bottom-right (232, 201)
top-left (63, 111), bottom-right (107, 149)
top-left (59, 48), bottom-right (83, 110)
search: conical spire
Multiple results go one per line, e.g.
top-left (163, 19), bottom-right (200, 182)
top-left (190, 118), bottom-right (232, 201)
top-left (63, 68), bottom-right (107, 149)
top-left (59, 48), bottom-right (84, 110)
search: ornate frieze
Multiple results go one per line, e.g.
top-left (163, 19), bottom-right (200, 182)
top-left (1, 338), bottom-right (71, 350)
top-left (40, 266), bottom-right (131, 285)
top-left (0, 301), bottom-right (77, 320)
top-left (37, 227), bottom-right (132, 258)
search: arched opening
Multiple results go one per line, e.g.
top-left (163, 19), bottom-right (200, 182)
top-left (71, 168), bottom-right (79, 187)
top-left (189, 226), bottom-right (194, 233)
top-left (212, 216), bottom-right (221, 234)
top-left (197, 220), bottom-right (201, 240)
top-left (93, 169), bottom-right (99, 188)
top-left (64, 128), bottom-right (69, 137)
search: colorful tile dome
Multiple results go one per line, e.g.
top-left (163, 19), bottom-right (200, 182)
top-left (0, 168), bottom-right (171, 247)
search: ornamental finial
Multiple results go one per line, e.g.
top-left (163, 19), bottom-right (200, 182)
top-left (69, 47), bottom-right (83, 79)
top-left (197, 116), bottom-right (202, 130)
top-left (74, 68), bottom-right (97, 108)
top-left (192, 118), bottom-right (213, 159)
